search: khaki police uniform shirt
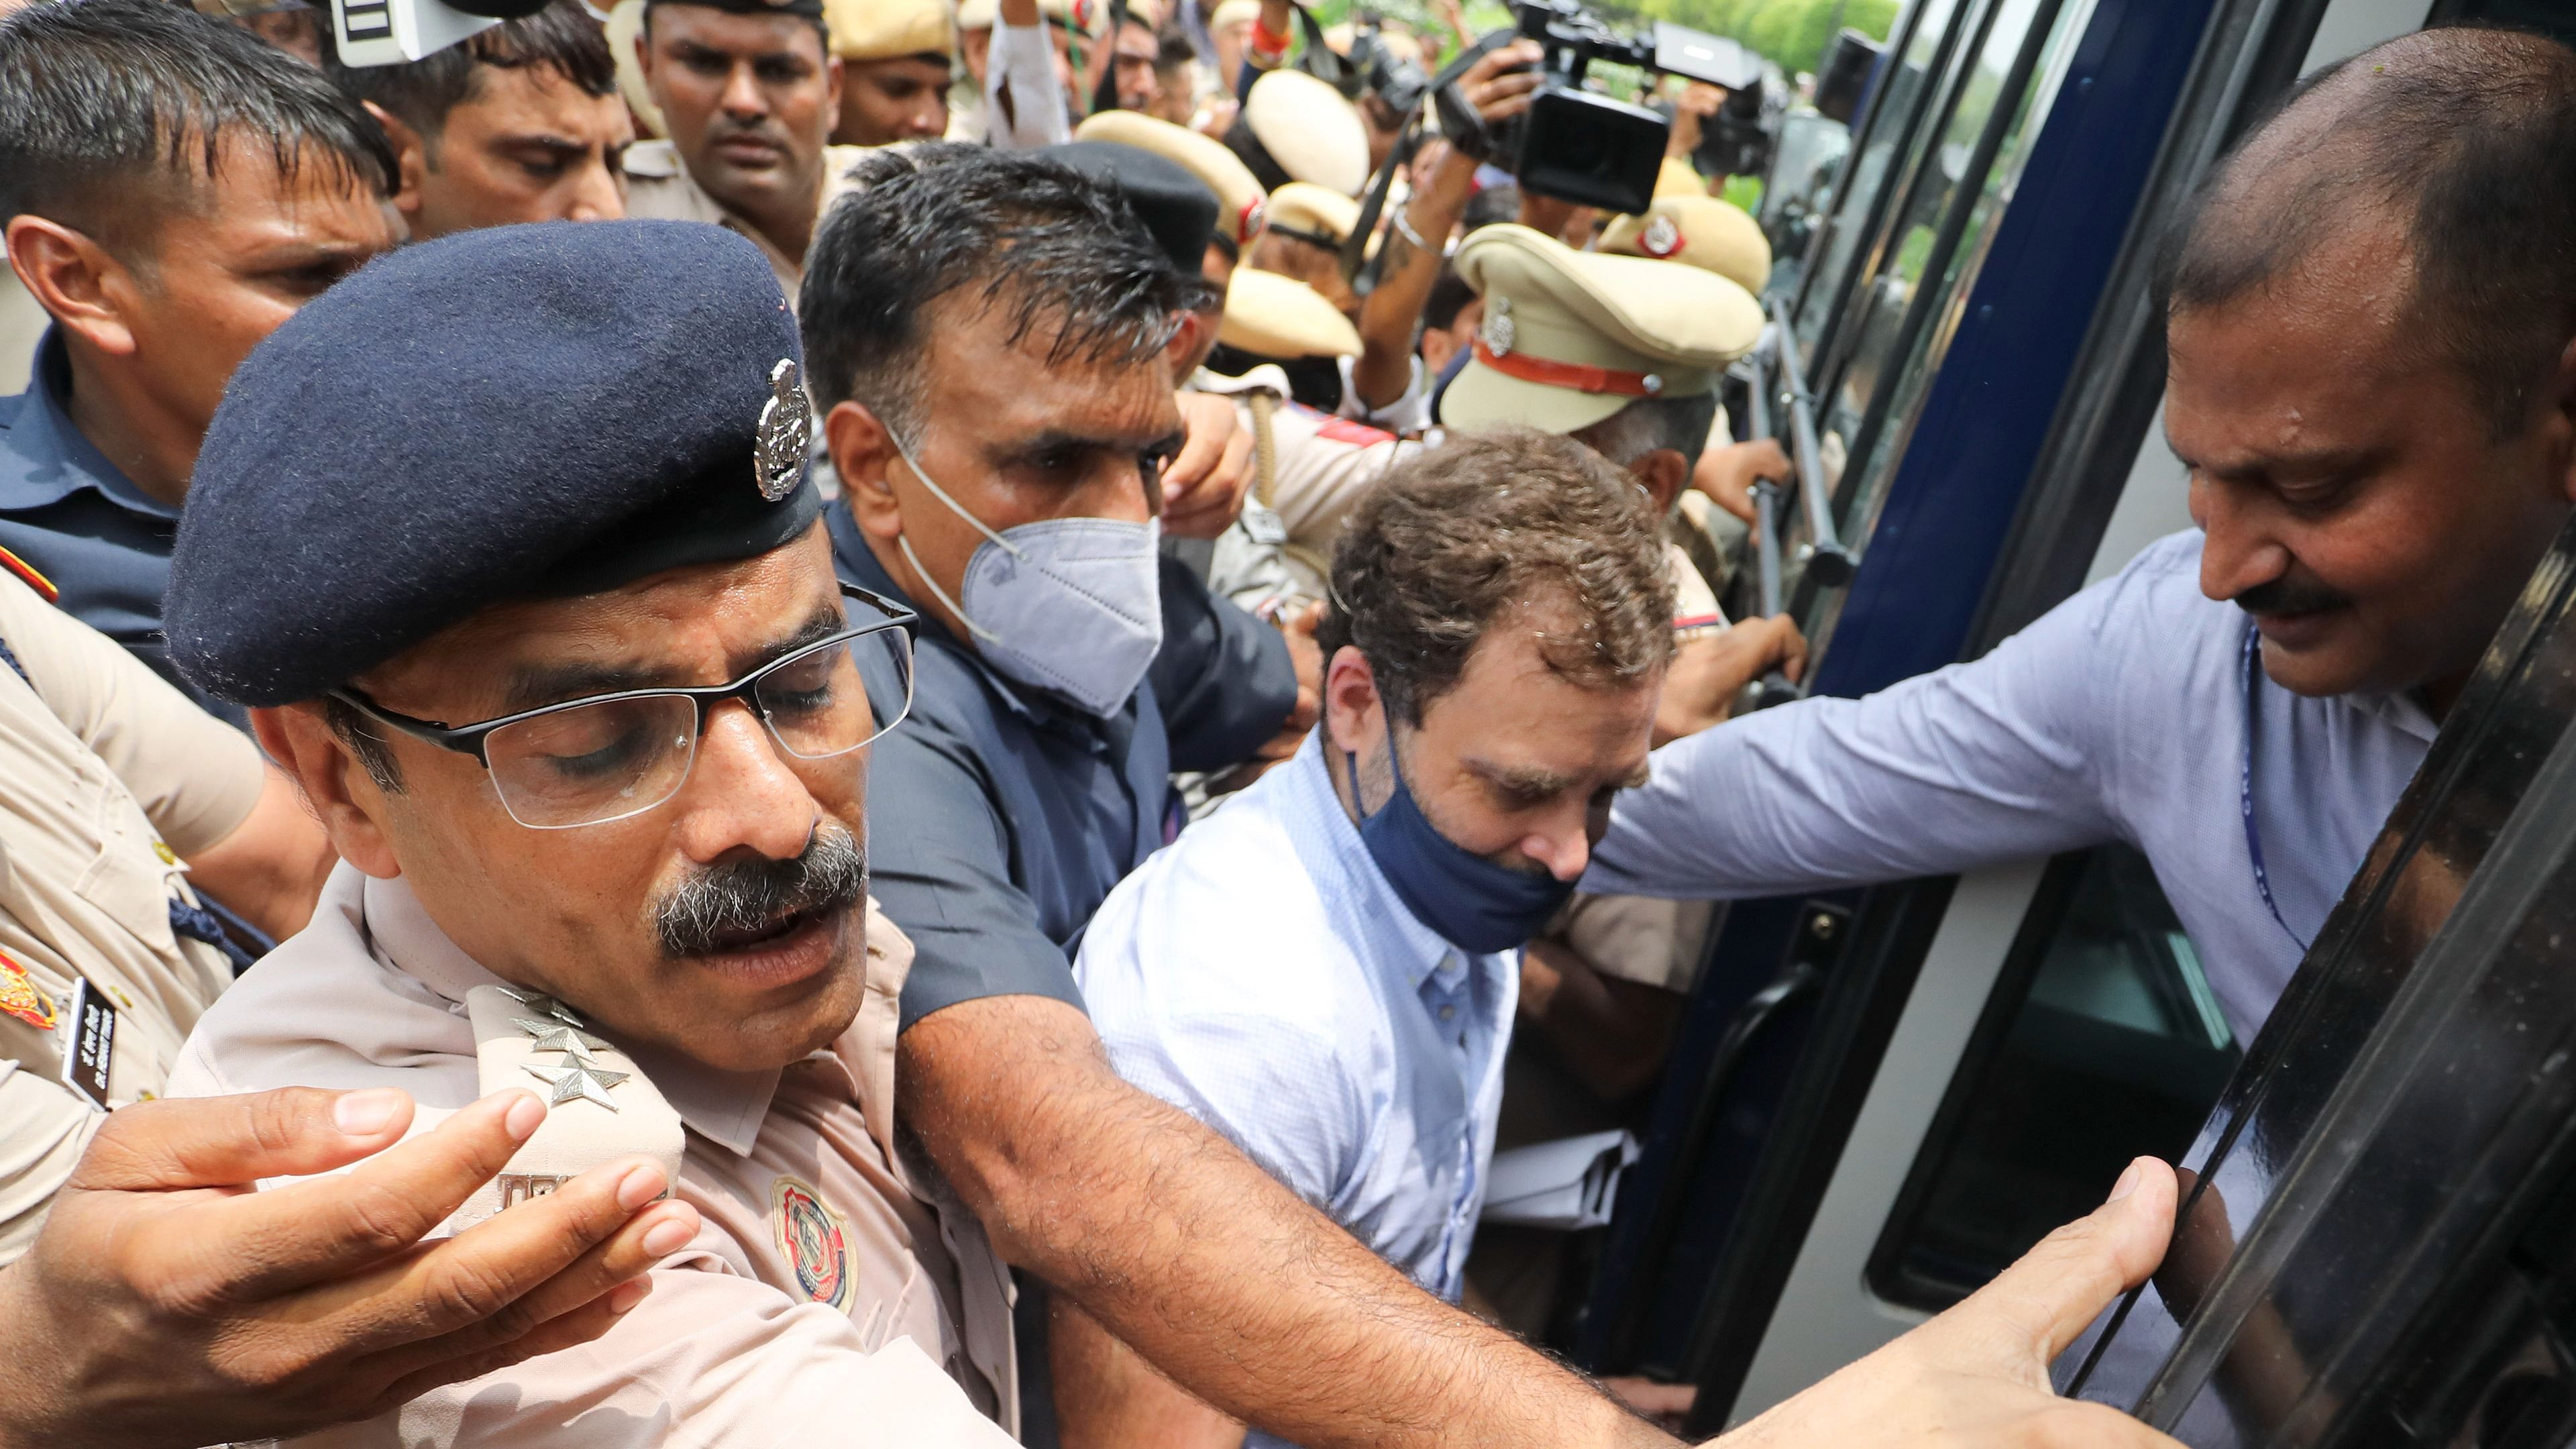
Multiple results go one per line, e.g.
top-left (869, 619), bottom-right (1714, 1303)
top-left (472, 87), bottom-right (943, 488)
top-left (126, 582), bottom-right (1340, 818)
top-left (165, 865), bottom-right (1019, 1447)
top-left (0, 572), bottom-right (264, 1262)
top-left (1191, 366), bottom-right (1422, 608)
top-left (619, 141), bottom-right (873, 303)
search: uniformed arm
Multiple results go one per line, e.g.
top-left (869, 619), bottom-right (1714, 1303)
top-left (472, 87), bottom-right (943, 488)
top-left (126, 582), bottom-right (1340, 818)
top-left (370, 1223), bottom-right (1018, 1447)
top-left (1265, 416), bottom-right (1416, 557)
top-left (0, 1088), bottom-right (692, 1449)
top-left (1149, 554), bottom-right (1302, 773)
top-left (898, 994), bottom-right (1676, 1449)
top-left (183, 765), bottom-right (341, 942)
top-left (1346, 44), bottom-right (1540, 415)
top-left (0, 576), bottom-right (334, 938)
top-left (986, 0), bottom-right (1073, 151)
top-left (1587, 573), bottom-right (2130, 900)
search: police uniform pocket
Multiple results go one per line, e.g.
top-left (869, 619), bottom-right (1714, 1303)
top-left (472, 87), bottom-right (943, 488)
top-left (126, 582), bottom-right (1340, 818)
top-left (70, 770), bottom-right (180, 955)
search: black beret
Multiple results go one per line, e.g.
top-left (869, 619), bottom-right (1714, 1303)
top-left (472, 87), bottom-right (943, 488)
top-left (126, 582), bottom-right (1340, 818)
top-left (1042, 140), bottom-right (1219, 277)
top-left (168, 219), bottom-right (820, 707)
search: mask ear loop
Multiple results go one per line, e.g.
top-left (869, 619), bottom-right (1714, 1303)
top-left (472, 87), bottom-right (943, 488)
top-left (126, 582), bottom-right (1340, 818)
top-left (1341, 691), bottom-right (1404, 823)
top-left (887, 432), bottom-right (1019, 645)
top-left (892, 434), bottom-right (1025, 561)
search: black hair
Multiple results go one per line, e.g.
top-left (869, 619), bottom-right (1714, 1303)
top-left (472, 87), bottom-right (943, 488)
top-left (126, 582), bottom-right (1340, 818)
top-left (1423, 263), bottom-right (1476, 333)
top-left (0, 0), bottom-right (397, 251)
top-left (321, 0), bottom-right (615, 148)
top-left (2162, 24), bottom-right (2576, 437)
top-left (641, 0), bottom-right (827, 48)
top-left (1460, 181), bottom-right (1521, 235)
top-left (801, 144), bottom-right (1219, 442)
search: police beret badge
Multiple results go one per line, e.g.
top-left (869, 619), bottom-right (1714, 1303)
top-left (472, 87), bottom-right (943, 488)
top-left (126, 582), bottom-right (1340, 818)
top-left (755, 359), bottom-right (812, 502)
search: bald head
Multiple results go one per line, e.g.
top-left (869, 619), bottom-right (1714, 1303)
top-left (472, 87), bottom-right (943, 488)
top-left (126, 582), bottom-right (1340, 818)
top-left (2165, 26), bottom-right (2576, 435)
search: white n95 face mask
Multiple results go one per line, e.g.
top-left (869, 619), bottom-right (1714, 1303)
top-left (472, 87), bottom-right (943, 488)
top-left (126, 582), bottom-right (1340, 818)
top-left (890, 434), bottom-right (1165, 718)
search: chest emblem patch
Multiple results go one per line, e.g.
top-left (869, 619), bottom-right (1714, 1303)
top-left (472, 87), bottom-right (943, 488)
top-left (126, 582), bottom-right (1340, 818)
top-left (771, 1175), bottom-right (855, 1312)
top-left (0, 949), bottom-right (55, 1031)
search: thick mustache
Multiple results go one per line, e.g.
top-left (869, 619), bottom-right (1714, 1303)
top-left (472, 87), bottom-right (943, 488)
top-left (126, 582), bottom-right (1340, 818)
top-left (706, 119), bottom-right (787, 153)
top-left (2234, 574), bottom-right (2352, 617)
top-left (655, 826), bottom-right (867, 957)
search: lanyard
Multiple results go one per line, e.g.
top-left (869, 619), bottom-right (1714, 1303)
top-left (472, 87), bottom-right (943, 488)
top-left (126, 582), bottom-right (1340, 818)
top-left (2241, 625), bottom-right (2310, 953)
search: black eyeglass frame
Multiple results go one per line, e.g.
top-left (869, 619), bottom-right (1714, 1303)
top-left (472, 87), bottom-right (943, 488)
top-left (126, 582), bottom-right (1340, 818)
top-left (327, 582), bottom-right (920, 768)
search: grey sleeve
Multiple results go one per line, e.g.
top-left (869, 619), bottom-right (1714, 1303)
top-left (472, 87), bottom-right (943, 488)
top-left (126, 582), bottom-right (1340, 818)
top-left (1585, 575), bottom-right (2129, 900)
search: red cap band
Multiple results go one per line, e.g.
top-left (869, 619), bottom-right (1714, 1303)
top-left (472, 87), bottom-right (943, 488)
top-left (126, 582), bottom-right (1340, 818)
top-left (1473, 337), bottom-right (1667, 398)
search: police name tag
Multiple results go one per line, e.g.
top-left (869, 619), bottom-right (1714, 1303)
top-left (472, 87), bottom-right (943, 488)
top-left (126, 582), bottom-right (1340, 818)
top-left (60, 977), bottom-right (116, 1112)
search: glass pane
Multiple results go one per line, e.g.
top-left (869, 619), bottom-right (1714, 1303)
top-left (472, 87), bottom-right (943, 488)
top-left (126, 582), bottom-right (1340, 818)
top-left (1798, 0), bottom-right (2089, 653)
top-left (2031, 527), bottom-right (2576, 1444)
top-left (1759, 114), bottom-right (1855, 297)
top-left (1868, 844), bottom-right (2240, 1313)
top-left (1790, 0), bottom-right (1965, 347)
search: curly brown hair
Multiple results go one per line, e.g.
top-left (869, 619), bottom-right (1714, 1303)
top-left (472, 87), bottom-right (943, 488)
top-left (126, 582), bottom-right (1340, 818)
top-left (1320, 427), bottom-right (1676, 725)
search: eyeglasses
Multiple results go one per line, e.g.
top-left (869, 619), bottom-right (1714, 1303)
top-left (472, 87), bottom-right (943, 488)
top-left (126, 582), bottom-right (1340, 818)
top-left (332, 584), bottom-right (916, 830)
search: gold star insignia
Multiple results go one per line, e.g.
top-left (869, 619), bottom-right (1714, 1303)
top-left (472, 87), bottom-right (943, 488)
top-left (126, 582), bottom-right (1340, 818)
top-left (524, 1060), bottom-right (629, 1112)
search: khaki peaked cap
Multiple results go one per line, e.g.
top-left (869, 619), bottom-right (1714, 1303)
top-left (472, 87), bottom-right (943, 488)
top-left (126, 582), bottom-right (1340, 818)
top-left (1077, 109), bottom-right (1269, 246)
top-left (1219, 267), bottom-right (1361, 359)
top-left (1600, 195), bottom-right (1772, 295)
top-left (825, 0), bottom-right (954, 60)
top-left (1241, 68), bottom-right (1369, 197)
top-left (1442, 223), bottom-right (1762, 435)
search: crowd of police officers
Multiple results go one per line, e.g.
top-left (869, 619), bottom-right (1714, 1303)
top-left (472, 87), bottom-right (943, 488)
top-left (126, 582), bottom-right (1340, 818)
top-left (0, 0), bottom-right (2567, 1443)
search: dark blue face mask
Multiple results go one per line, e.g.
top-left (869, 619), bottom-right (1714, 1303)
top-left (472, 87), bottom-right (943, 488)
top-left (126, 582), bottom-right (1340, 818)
top-left (1347, 735), bottom-right (1578, 955)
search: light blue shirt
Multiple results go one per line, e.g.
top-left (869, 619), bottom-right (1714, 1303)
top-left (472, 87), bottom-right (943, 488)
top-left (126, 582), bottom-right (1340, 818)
top-left (1589, 529), bottom-right (2436, 1044)
top-left (1074, 732), bottom-right (1517, 1330)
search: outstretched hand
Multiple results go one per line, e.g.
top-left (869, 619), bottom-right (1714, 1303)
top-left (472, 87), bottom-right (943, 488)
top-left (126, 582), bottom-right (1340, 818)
top-left (1714, 1157), bottom-right (2184, 1449)
top-left (0, 1087), bottom-right (700, 1449)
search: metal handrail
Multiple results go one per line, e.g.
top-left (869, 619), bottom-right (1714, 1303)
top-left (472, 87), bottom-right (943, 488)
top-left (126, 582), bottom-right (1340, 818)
top-left (1768, 299), bottom-right (1857, 588)
top-left (1739, 344), bottom-right (1804, 711)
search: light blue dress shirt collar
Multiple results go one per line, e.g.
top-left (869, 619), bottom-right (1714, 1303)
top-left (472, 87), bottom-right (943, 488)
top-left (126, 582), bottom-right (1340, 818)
top-left (1075, 731), bottom-right (1517, 1341)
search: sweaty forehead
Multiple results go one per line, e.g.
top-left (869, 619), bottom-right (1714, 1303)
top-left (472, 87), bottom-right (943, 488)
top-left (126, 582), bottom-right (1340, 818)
top-left (924, 291), bottom-right (1179, 419)
top-left (2166, 222), bottom-right (2430, 425)
top-left (648, 3), bottom-right (826, 58)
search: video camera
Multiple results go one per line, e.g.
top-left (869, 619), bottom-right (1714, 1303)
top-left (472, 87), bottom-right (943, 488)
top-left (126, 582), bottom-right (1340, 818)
top-left (1346, 19), bottom-right (1432, 119)
top-left (327, 0), bottom-right (541, 65)
top-left (1437, 0), bottom-right (1764, 215)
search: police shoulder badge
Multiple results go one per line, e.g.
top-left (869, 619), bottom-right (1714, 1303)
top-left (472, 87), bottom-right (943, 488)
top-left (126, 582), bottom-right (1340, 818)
top-left (1640, 213), bottom-right (1685, 259)
top-left (0, 948), bottom-right (54, 1032)
top-left (771, 1175), bottom-right (855, 1312)
top-left (753, 358), bottom-right (811, 502)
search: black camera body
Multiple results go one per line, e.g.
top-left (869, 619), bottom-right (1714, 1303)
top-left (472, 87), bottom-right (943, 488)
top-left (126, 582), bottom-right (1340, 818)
top-left (1438, 0), bottom-right (1763, 215)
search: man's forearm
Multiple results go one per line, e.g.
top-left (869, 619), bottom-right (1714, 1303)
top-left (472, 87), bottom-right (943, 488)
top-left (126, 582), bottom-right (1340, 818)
top-left (901, 995), bottom-right (1672, 1449)
top-left (1352, 156), bottom-right (1474, 410)
top-left (1053, 1294), bottom-right (1244, 1449)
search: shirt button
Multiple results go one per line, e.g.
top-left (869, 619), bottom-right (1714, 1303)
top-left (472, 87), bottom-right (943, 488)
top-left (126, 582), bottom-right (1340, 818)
top-left (1438, 1005), bottom-right (1456, 1022)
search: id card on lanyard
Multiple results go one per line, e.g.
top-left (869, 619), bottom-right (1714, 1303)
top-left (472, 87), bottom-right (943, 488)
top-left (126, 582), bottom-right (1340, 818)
top-left (2241, 625), bottom-right (2312, 955)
